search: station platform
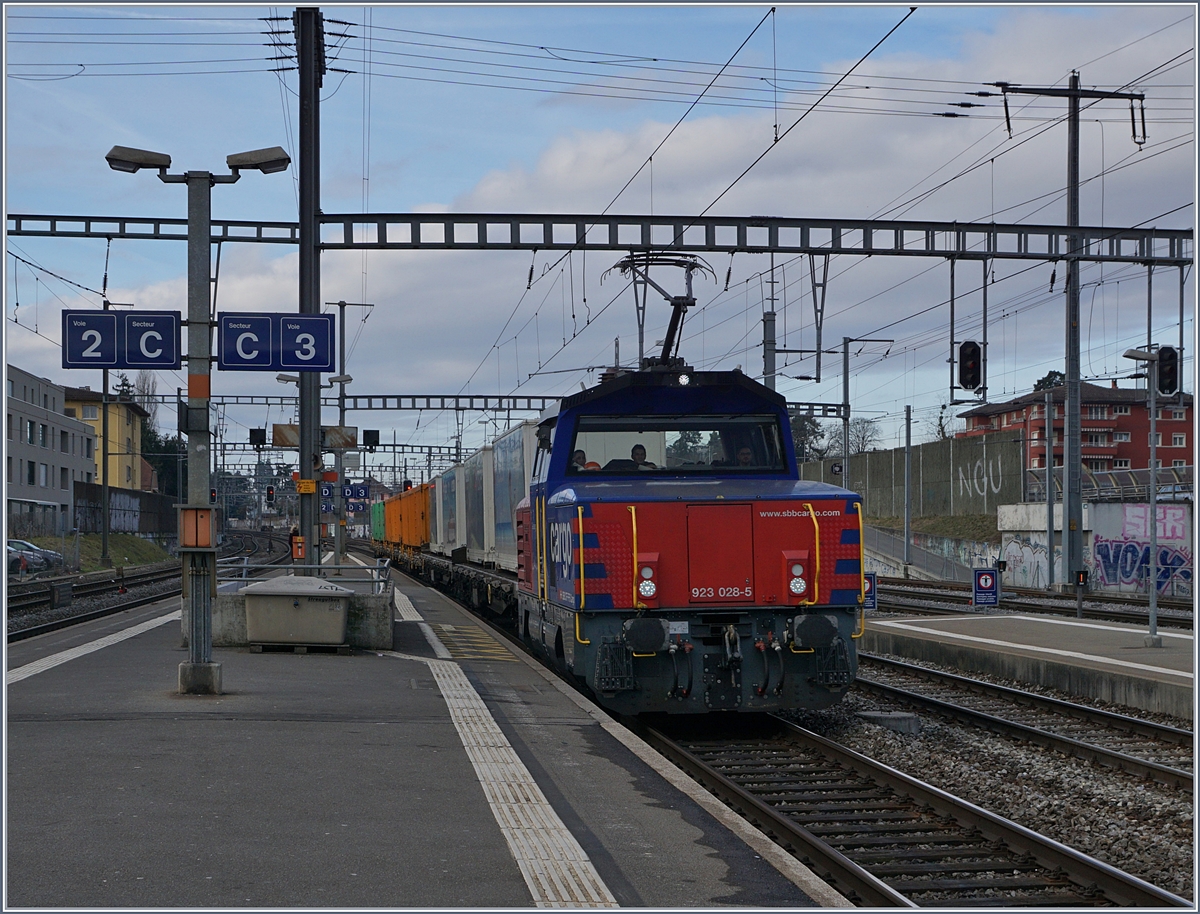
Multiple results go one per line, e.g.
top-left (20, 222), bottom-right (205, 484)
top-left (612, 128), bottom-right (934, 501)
top-left (6, 571), bottom-right (845, 909)
top-left (861, 610), bottom-right (1194, 721)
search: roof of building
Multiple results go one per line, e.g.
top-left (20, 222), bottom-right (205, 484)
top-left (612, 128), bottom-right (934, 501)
top-left (958, 382), bottom-right (1192, 419)
top-left (63, 386), bottom-right (151, 418)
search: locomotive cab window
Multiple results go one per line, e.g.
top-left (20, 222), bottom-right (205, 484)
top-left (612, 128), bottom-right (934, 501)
top-left (570, 414), bottom-right (786, 473)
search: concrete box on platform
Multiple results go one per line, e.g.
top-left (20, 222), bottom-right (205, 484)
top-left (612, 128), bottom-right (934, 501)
top-left (189, 586), bottom-right (394, 650)
top-left (242, 578), bottom-right (352, 645)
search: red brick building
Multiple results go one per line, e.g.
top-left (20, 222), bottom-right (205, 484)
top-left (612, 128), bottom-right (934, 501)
top-left (958, 382), bottom-right (1193, 472)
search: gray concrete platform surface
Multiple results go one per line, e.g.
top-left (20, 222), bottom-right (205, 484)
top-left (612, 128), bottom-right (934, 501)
top-left (861, 611), bottom-right (1194, 720)
top-left (6, 571), bottom-right (845, 909)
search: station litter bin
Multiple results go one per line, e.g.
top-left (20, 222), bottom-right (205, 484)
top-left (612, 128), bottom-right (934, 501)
top-left (242, 577), bottom-right (352, 645)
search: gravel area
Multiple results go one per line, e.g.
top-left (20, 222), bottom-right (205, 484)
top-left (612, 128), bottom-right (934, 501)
top-left (7, 579), bottom-right (181, 634)
top-left (783, 693), bottom-right (1194, 901)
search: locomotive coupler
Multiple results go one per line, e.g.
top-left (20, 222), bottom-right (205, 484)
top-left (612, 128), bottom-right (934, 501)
top-left (722, 624), bottom-right (742, 685)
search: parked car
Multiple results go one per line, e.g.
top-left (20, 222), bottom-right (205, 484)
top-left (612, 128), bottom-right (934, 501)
top-left (7, 539), bottom-right (60, 569)
top-left (8, 545), bottom-right (32, 576)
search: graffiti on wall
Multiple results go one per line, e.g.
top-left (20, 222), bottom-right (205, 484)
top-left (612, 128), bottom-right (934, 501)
top-left (1121, 504), bottom-right (1188, 541)
top-left (958, 454), bottom-right (1004, 499)
top-left (1001, 534), bottom-right (1059, 590)
top-left (1093, 538), bottom-right (1193, 594)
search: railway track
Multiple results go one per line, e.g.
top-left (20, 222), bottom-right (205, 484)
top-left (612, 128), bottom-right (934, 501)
top-left (879, 579), bottom-right (1193, 630)
top-left (6, 534), bottom-right (287, 643)
top-left (641, 717), bottom-right (1189, 907)
top-left (856, 654), bottom-right (1192, 789)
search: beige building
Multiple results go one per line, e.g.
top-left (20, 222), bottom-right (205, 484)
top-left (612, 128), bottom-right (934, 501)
top-left (63, 386), bottom-right (151, 491)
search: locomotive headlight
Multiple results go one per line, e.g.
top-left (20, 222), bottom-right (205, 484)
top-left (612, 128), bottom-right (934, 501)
top-left (790, 563), bottom-right (804, 577)
top-left (639, 579), bottom-right (658, 598)
top-left (640, 566), bottom-right (654, 579)
top-left (677, 372), bottom-right (691, 386)
top-left (789, 576), bottom-right (808, 596)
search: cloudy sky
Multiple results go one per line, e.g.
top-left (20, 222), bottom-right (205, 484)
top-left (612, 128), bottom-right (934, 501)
top-left (5, 3), bottom-right (1195, 477)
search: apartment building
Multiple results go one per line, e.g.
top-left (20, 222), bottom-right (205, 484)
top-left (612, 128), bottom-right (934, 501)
top-left (7, 365), bottom-right (97, 534)
top-left (63, 385), bottom-right (151, 491)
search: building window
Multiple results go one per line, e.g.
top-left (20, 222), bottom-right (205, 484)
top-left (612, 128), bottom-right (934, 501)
top-left (1087, 433), bottom-right (1106, 446)
top-left (126, 465), bottom-right (133, 483)
top-left (83, 405), bottom-right (98, 420)
top-left (1086, 406), bottom-right (1106, 419)
top-left (1149, 432), bottom-right (1162, 446)
top-left (1113, 404), bottom-right (1130, 415)
top-left (1172, 433), bottom-right (1186, 447)
top-left (39, 424), bottom-right (48, 447)
top-left (126, 408), bottom-right (132, 426)
top-left (1171, 409), bottom-right (1186, 420)
top-left (86, 472), bottom-right (93, 484)
top-left (39, 463), bottom-right (48, 487)
top-left (43, 394), bottom-right (49, 409)
top-left (1087, 460), bottom-right (1107, 471)
top-left (60, 430), bottom-right (69, 452)
top-left (86, 439), bottom-right (94, 459)
top-left (27, 461), bottom-right (35, 485)
top-left (6, 413), bottom-right (11, 440)
top-left (60, 467), bottom-right (69, 489)
top-left (65, 407), bottom-right (77, 418)
top-left (1114, 431), bottom-right (1131, 442)
top-left (1173, 459), bottom-right (1186, 468)
top-left (6, 379), bottom-right (11, 397)
top-left (27, 420), bottom-right (35, 444)
top-left (6, 456), bottom-right (11, 483)
top-left (126, 437), bottom-right (132, 456)
top-left (1114, 459), bottom-right (1131, 469)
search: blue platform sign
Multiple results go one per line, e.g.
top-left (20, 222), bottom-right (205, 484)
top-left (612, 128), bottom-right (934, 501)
top-left (63, 310), bottom-right (181, 369)
top-left (862, 572), bottom-right (877, 610)
top-left (341, 484), bottom-right (371, 500)
top-left (319, 483), bottom-right (335, 499)
top-left (320, 501), bottom-right (333, 514)
top-left (217, 312), bottom-right (335, 372)
top-left (973, 568), bottom-right (1000, 606)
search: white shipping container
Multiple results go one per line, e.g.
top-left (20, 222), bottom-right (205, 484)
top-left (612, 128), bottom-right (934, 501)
top-left (491, 420), bottom-right (539, 573)
top-left (464, 445), bottom-right (496, 565)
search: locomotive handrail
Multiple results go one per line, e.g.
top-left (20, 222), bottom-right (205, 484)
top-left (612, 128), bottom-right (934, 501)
top-left (628, 505), bottom-right (645, 610)
top-left (803, 503), bottom-right (820, 606)
top-left (852, 501), bottom-right (867, 640)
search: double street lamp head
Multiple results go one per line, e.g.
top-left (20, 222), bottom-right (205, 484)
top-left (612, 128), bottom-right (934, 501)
top-left (105, 145), bottom-right (171, 174)
top-left (106, 144), bottom-right (290, 178)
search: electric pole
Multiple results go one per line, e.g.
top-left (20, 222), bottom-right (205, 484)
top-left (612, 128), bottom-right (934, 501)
top-left (997, 72), bottom-right (1146, 591)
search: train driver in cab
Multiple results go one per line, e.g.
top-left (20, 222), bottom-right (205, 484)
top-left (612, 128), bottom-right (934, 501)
top-left (572, 449), bottom-right (587, 470)
top-left (631, 444), bottom-right (657, 469)
top-left (736, 445), bottom-right (756, 467)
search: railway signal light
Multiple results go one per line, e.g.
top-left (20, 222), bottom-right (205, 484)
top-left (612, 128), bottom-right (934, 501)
top-left (1157, 346), bottom-right (1179, 396)
top-left (209, 487), bottom-right (217, 505)
top-left (266, 485), bottom-right (276, 504)
top-left (958, 341), bottom-right (982, 391)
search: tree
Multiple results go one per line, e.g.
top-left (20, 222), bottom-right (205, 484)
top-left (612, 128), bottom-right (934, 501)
top-left (788, 410), bottom-right (827, 462)
top-left (134, 369), bottom-right (159, 429)
top-left (924, 403), bottom-right (964, 442)
top-left (1034, 370), bottom-right (1065, 390)
top-left (847, 417), bottom-right (881, 455)
top-left (666, 429), bottom-right (703, 463)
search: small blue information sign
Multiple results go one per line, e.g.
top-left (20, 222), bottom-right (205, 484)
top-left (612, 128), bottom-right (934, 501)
top-left (862, 572), bottom-right (877, 610)
top-left (320, 501), bottom-right (333, 514)
top-left (341, 484), bottom-right (370, 500)
top-left (217, 312), bottom-right (335, 372)
top-left (319, 483), bottom-right (335, 499)
top-left (973, 568), bottom-right (1000, 606)
top-left (62, 310), bottom-right (181, 370)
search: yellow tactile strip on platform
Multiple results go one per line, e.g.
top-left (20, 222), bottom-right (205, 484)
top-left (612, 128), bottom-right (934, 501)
top-left (433, 623), bottom-right (518, 662)
top-left (388, 651), bottom-right (619, 908)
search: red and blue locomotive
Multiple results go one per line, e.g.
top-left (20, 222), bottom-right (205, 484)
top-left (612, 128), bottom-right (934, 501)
top-left (514, 364), bottom-right (865, 715)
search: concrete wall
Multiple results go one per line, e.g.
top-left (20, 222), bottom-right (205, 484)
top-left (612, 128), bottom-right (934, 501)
top-left (184, 589), bottom-right (395, 650)
top-left (998, 502), bottom-right (1192, 596)
top-left (801, 432), bottom-right (1024, 517)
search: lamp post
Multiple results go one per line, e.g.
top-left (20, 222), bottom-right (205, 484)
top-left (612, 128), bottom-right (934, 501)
top-left (1122, 347), bottom-right (1163, 648)
top-left (107, 144), bottom-right (290, 693)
